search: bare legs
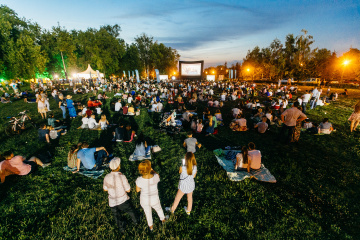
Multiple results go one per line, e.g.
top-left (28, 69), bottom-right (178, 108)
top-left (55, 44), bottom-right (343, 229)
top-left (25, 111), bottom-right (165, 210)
top-left (170, 190), bottom-right (193, 213)
top-left (350, 120), bottom-right (360, 132)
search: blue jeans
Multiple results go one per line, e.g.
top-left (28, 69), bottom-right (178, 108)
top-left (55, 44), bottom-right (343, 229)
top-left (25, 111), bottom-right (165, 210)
top-left (60, 106), bottom-right (66, 119)
top-left (302, 102), bottom-right (308, 113)
top-left (92, 150), bottom-right (107, 170)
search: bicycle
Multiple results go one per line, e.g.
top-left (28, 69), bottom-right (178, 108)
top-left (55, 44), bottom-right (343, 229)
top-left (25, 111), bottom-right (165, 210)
top-left (5, 110), bottom-right (36, 135)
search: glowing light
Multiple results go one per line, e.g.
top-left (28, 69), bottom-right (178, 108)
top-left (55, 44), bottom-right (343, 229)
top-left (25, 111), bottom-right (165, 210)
top-left (212, 71), bottom-right (215, 74)
top-left (72, 73), bottom-right (77, 78)
top-left (173, 72), bottom-right (176, 75)
top-left (247, 68), bottom-right (250, 72)
top-left (0, 79), bottom-right (4, 82)
top-left (205, 72), bottom-right (208, 74)
top-left (54, 74), bottom-right (58, 79)
top-left (344, 60), bottom-right (349, 65)
top-left (300, 63), bottom-right (303, 66)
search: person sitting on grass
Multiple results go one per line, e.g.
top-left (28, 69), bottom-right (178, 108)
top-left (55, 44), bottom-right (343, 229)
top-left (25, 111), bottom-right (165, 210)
top-left (114, 99), bottom-right (122, 112)
top-left (136, 160), bottom-right (166, 231)
top-left (183, 131), bottom-right (201, 153)
top-left (215, 109), bottom-right (223, 126)
top-left (73, 142), bottom-right (109, 173)
top-left (0, 150), bottom-right (50, 183)
top-left (247, 142), bottom-right (261, 172)
top-left (318, 118), bottom-right (334, 134)
top-left (67, 144), bottom-right (81, 168)
top-left (88, 114), bottom-right (98, 129)
top-left (38, 124), bottom-right (50, 143)
top-left (166, 152), bottom-right (197, 215)
top-left (81, 114), bottom-right (89, 129)
top-left (134, 133), bottom-right (151, 157)
top-left (48, 126), bottom-right (67, 140)
top-left (103, 157), bottom-right (139, 232)
top-left (98, 114), bottom-right (109, 130)
top-left (127, 104), bottom-right (135, 115)
top-left (230, 114), bottom-right (247, 131)
top-left (235, 146), bottom-right (248, 171)
top-left (254, 116), bottom-right (269, 133)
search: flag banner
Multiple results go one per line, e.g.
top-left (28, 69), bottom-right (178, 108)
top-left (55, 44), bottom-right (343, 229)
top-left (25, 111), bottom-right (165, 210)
top-left (155, 69), bottom-right (160, 83)
top-left (135, 69), bottom-right (140, 83)
top-left (123, 71), bottom-right (126, 77)
top-left (128, 71), bottom-right (130, 79)
top-left (230, 69), bottom-right (233, 79)
top-left (235, 70), bottom-right (237, 79)
top-left (228, 70), bottom-right (230, 79)
top-left (132, 71), bottom-right (135, 77)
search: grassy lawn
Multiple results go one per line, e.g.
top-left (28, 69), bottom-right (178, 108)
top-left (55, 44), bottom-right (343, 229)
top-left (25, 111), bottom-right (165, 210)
top-left (0, 85), bottom-right (359, 239)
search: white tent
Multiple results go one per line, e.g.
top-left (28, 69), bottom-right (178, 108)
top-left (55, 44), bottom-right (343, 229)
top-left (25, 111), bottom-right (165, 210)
top-left (76, 64), bottom-right (104, 79)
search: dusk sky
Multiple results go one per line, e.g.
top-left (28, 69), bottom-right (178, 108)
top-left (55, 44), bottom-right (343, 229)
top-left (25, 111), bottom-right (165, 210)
top-left (2, 0), bottom-right (360, 67)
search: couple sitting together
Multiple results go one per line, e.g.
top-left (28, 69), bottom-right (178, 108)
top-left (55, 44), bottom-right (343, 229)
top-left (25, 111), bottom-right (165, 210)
top-left (234, 142), bottom-right (261, 172)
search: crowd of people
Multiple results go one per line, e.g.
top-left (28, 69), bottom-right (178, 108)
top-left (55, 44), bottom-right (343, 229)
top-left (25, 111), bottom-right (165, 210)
top-left (0, 76), bottom-right (352, 232)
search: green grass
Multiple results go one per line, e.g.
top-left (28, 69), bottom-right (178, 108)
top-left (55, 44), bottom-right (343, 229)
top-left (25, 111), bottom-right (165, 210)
top-left (0, 86), bottom-right (359, 239)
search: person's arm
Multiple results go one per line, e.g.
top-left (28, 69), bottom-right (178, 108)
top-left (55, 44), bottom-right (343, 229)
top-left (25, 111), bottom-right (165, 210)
top-left (45, 133), bottom-right (50, 143)
top-left (95, 147), bottom-right (108, 155)
top-left (73, 158), bottom-right (81, 173)
top-left (247, 156), bottom-right (251, 173)
top-left (183, 141), bottom-right (187, 147)
top-left (136, 185), bottom-right (141, 192)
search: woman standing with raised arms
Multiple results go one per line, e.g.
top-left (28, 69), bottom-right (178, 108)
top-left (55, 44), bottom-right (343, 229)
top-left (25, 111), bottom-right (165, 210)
top-left (167, 152), bottom-right (197, 215)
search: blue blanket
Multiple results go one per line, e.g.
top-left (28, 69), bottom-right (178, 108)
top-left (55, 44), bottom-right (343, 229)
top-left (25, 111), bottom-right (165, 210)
top-left (214, 149), bottom-right (276, 183)
top-left (129, 151), bottom-right (151, 161)
top-left (63, 166), bottom-right (104, 179)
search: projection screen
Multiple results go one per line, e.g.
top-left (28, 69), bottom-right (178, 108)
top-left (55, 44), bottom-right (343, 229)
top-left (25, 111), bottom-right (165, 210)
top-left (179, 61), bottom-right (204, 79)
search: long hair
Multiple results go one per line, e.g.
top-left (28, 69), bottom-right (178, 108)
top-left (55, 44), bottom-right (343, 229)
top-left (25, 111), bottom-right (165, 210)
top-left (242, 146), bottom-right (249, 164)
top-left (138, 160), bottom-right (155, 176)
top-left (185, 152), bottom-right (197, 175)
top-left (355, 101), bottom-right (360, 112)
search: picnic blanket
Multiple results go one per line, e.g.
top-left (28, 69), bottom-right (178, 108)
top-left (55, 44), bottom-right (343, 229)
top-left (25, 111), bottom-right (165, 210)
top-left (63, 166), bottom-right (104, 179)
top-left (214, 149), bottom-right (276, 183)
top-left (129, 151), bottom-right (151, 161)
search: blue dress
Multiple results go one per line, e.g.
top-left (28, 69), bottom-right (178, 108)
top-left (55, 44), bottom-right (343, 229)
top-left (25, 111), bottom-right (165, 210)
top-left (66, 99), bottom-right (77, 117)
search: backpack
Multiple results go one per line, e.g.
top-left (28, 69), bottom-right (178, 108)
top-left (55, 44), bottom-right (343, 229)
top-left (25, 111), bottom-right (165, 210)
top-left (225, 150), bottom-right (238, 160)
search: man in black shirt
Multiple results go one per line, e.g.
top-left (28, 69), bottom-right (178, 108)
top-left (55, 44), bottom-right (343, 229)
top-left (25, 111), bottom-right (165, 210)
top-left (38, 124), bottom-right (50, 143)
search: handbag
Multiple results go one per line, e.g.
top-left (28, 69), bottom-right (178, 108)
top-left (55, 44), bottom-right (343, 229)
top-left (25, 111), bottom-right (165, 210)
top-left (152, 145), bottom-right (161, 153)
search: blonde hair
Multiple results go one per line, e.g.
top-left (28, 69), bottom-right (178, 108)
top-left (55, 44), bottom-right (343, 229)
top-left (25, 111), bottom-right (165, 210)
top-left (185, 152), bottom-right (197, 175)
top-left (138, 160), bottom-right (155, 176)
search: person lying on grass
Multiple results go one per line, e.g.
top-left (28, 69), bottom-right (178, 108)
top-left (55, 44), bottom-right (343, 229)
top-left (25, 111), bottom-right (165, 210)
top-left (166, 152), bottom-right (197, 215)
top-left (73, 142), bottom-right (108, 173)
top-left (136, 160), bottom-right (166, 231)
top-left (0, 150), bottom-right (50, 183)
top-left (103, 157), bottom-right (139, 232)
top-left (183, 131), bottom-right (201, 153)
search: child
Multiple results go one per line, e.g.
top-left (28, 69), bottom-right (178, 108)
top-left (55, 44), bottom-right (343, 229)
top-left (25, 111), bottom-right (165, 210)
top-left (88, 115), bottom-right (98, 129)
top-left (183, 131), bottom-right (201, 153)
top-left (196, 119), bottom-right (203, 133)
top-left (104, 158), bottom-right (139, 232)
top-left (136, 160), bottom-right (165, 231)
top-left (166, 152), bottom-right (197, 215)
top-left (98, 114), bottom-right (109, 130)
top-left (81, 114), bottom-right (89, 129)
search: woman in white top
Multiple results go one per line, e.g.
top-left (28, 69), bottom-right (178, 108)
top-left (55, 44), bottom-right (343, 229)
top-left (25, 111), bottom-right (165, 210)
top-left (98, 114), bottom-right (109, 130)
top-left (37, 96), bottom-right (47, 119)
top-left (103, 158), bottom-right (139, 232)
top-left (167, 152), bottom-right (197, 215)
top-left (235, 146), bottom-right (248, 171)
top-left (81, 115), bottom-right (89, 129)
top-left (136, 160), bottom-right (165, 231)
top-left (247, 142), bottom-right (261, 172)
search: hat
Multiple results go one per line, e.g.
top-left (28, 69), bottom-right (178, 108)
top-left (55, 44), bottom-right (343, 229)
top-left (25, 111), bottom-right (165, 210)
top-left (109, 157), bottom-right (121, 170)
top-left (66, 95), bottom-right (72, 99)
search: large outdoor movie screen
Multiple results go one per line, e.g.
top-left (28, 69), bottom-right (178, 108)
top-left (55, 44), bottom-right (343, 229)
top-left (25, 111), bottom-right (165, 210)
top-left (179, 61), bottom-right (204, 78)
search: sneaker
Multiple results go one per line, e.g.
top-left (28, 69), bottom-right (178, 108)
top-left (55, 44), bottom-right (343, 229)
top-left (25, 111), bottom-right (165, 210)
top-left (42, 163), bottom-right (51, 168)
top-left (116, 139), bottom-right (123, 142)
top-left (184, 206), bottom-right (191, 215)
top-left (165, 207), bottom-right (174, 213)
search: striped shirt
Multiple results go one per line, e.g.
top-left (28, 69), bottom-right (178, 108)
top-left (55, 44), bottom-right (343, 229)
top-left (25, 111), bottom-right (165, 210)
top-left (178, 165), bottom-right (197, 194)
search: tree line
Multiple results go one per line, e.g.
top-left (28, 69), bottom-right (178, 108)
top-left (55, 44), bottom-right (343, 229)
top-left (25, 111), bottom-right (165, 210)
top-left (205, 29), bottom-right (360, 82)
top-left (0, 5), bottom-right (180, 80)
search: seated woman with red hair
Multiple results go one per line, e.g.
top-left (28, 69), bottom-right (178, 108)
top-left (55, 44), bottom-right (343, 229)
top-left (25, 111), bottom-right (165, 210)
top-left (87, 98), bottom-right (102, 108)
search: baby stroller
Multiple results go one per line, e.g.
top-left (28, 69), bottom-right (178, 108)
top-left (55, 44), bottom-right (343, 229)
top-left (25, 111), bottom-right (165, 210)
top-left (159, 110), bottom-right (183, 134)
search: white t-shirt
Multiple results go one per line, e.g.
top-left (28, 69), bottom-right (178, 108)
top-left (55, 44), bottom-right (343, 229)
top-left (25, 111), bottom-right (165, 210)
top-left (115, 102), bottom-right (122, 112)
top-left (302, 93), bottom-right (311, 102)
top-left (88, 118), bottom-right (97, 129)
top-left (103, 172), bottom-right (130, 207)
top-left (135, 174), bottom-right (160, 201)
top-left (82, 117), bottom-right (89, 125)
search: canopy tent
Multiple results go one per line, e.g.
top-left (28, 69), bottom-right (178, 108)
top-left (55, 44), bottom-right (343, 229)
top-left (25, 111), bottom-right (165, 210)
top-left (76, 64), bottom-right (104, 79)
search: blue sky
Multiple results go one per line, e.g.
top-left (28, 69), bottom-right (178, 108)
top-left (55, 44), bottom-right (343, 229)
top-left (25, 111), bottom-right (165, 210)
top-left (2, 0), bottom-right (360, 67)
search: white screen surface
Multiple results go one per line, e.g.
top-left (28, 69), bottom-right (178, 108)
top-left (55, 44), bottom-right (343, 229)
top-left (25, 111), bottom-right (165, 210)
top-left (206, 75), bottom-right (215, 81)
top-left (181, 63), bottom-right (202, 76)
